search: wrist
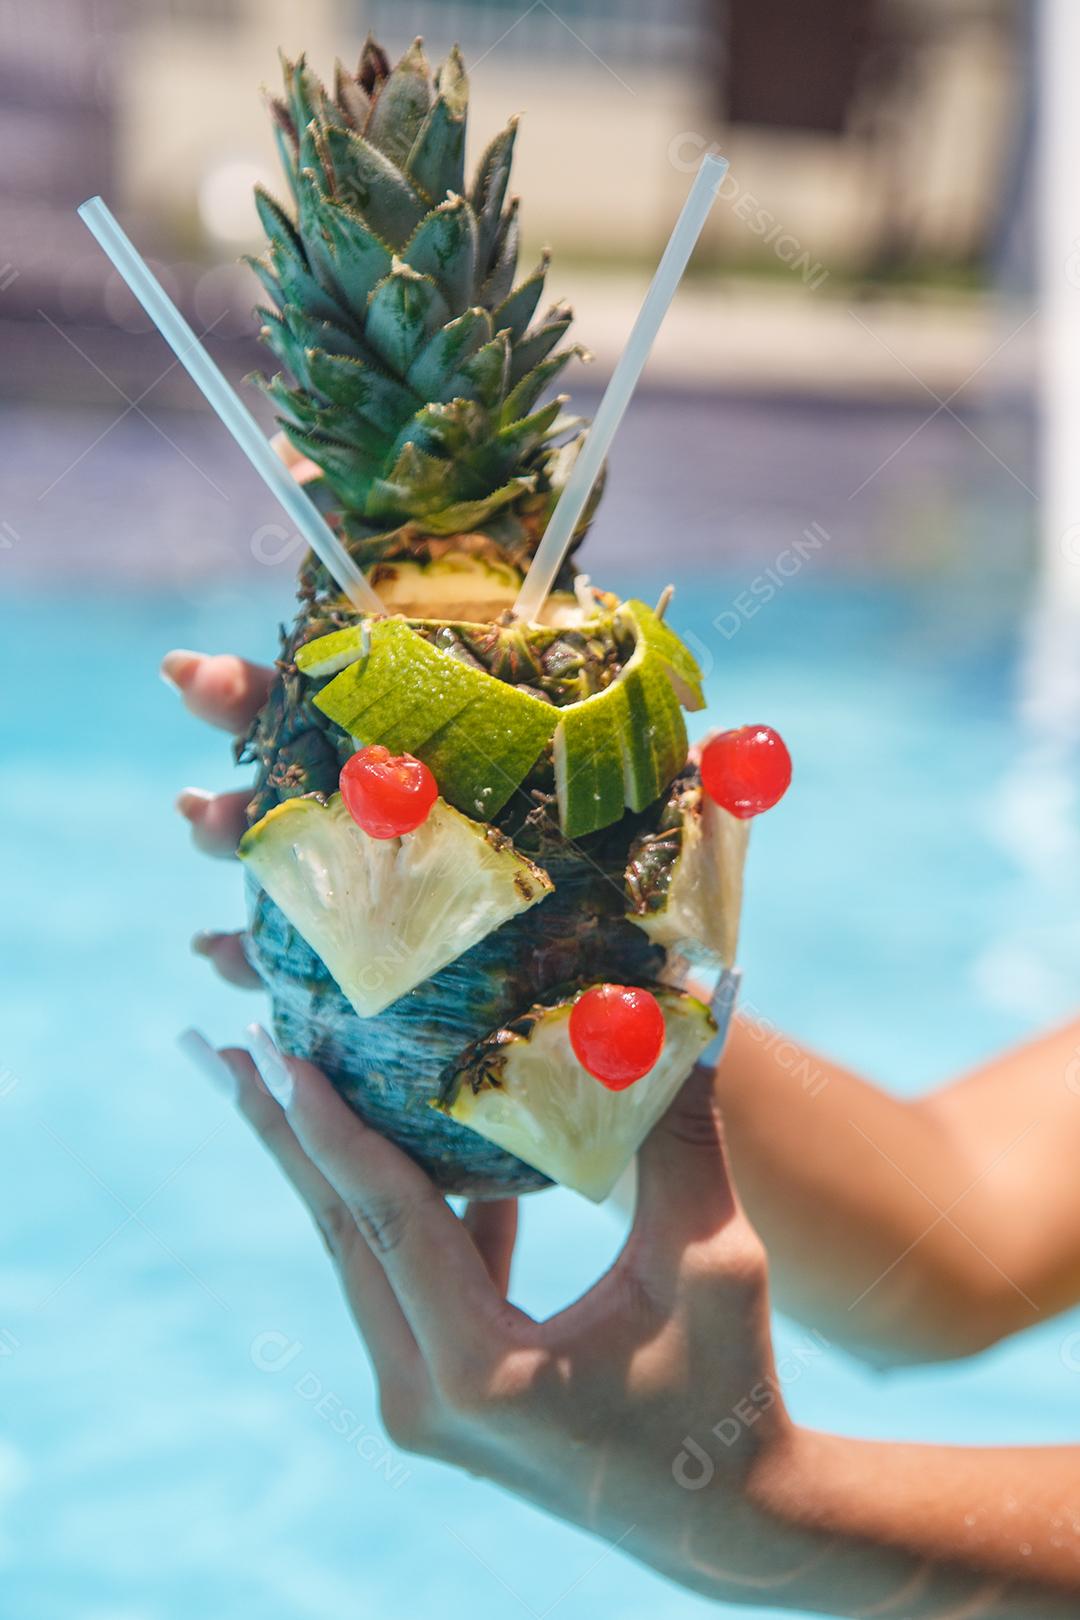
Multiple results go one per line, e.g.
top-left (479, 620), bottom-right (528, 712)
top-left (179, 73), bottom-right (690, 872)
top-left (736, 1426), bottom-right (923, 1617)
top-left (665, 1422), bottom-right (844, 1610)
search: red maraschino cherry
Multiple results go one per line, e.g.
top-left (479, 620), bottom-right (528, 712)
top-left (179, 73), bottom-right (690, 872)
top-left (700, 725), bottom-right (792, 819)
top-left (569, 984), bottom-right (665, 1090)
top-left (340, 745), bottom-right (438, 839)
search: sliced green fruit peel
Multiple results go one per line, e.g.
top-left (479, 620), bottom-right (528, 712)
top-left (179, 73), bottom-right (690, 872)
top-left (552, 684), bottom-right (626, 835)
top-left (619, 657), bottom-right (685, 810)
top-left (625, 599), bottom-right (705, 711)
top-left (298, 600), bottom-right (703, 836)
top-left (553, 602), bottom-right (695, 838)
top-left (311, 618), bottom-right (558, 818)
top-left (295, 623), bottom-right (370, 678)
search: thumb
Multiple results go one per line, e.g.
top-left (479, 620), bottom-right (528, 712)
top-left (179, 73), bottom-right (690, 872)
top-left (633, 1063), bottom-right (739, 1246)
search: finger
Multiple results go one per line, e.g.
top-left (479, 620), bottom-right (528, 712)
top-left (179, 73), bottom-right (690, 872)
top-left (633, 1063), bottom-right (739, 1253)
top-left (191, 930), bottom-right (263, 990)
top-left (271, 429), bottom-right (321, 484)
top-left (246, 1024), bottom-right (523, 1361)
top-left (161, 651), bottom-right (275, 734)
top-left (462, 1200), bottom-right (518, 1295)
top-left (176, 787), bottom-right (251, 858)
top-left (216, 1045), bottom-right (422, 1381)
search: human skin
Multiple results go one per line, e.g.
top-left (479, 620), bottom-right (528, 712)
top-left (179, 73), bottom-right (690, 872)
top-left (168, 648), bottom-right (1080, 1612)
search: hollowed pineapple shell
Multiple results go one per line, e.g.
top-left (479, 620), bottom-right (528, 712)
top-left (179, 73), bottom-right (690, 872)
top-left (245, 829), bottom-right (667, 1196)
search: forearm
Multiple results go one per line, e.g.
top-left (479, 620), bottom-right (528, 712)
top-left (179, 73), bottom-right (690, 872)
top-left (712, 1017), bottom-right (1030, 1362)
top-left (735, 1429), bottom-right (1080, 1617)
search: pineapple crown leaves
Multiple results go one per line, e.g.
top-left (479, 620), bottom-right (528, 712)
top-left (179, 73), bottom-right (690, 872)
top-left (251, 38), bottom-right (594, 569)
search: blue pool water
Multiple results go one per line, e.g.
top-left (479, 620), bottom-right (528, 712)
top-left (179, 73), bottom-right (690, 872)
top-left (3, 571), bottom-right (1079, 1618)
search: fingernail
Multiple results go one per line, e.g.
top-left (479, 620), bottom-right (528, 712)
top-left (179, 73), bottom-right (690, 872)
top-left (176, 787), bottom-right (213, 819)
top-left (178, 1028), bottom-right (237, 1100)
top-left (247, 1023), bottom-right (293, 1109)
top-left (160, 649), bottom-right (200, 692)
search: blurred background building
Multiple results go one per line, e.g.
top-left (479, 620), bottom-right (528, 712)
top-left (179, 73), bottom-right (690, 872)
top-left (3, 0), bottom-right (1027, 386)
top-left (0, 0), bottom-right (1040, 599)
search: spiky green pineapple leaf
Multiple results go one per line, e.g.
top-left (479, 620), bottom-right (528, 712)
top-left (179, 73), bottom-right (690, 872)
top-left (282, 58), bottom-right (336, 178)
top-left (406, 307), bottom-right (493, 399)
top-left (406, 47), bottom-right (468, 200)
top-left (248, 259), bottom-right (287, 316)
top-left (390, 397), bottom-right (489, 464)
top-left (453, 331), bottom-right (511, 408)
top-left (290, 170), bottom-right (355, 310)
top-left (501, 346), bottom-right (584, 425)
top-left (333, 58), bottom-right (370, 128)
top-left (254, 186), bottom-right (305, 263)
top-left (366, 263), bottom-right (449, 374)
top-left (251, 41), bottom-right (595, 567)
top-left (258, 230), bottom-right (346, 326)
top-left (317, 125), bottom-right (428, 247)
top-left (268, 97), bottom-right (300, 203)
top-left (270, 249), bottom-right (344, 326)
top-left (271, 306), bottom-right (371, 381)
top-left (265, 375), bottom-right (393, 460)
top-left (418, 480), bottom-right (536, 536)
top-left (257, 304), bottom-right (371, 395)
top-left (366, 440), bottom-right (458, 520)
top-left (305, 348), bottom-right (419, 434)
top-left (303, 183), bottom-right (394, 308)
top-left (492, 259), bottom-right (549, 344)
top-left (508, 308), bottom-right (572, 386)
top-left (282, 55), bottom-right (325, 134)
top-left (402, 196), bottom-right (477, 314)
top-left (363, 38), bottom-right (432, 168)
top-left (479, 197), bottom-right (520, 308)
top-left (471, 119), bottom-right (517, 278)
top-left (478, 398), bottom-right (566, 485)
top-left (281, 425), bottom-right (376, 510)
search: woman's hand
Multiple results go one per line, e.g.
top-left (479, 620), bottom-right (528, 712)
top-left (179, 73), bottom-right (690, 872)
top-left (178, 1025), bottom-right (1080, 1616)
top-left (192, 1026), bottom-right (809, 1602)
top-left (161, 647), bottom-right (274, 987)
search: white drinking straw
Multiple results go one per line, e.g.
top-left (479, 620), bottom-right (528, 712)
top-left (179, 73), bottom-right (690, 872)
top-left (77, 196), bottom-right (384, 614)
top-left (512, 154), bottom-right (729, 623)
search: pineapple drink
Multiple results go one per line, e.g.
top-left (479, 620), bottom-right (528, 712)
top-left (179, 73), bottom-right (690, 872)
top-left (236, 41), bottom-right (788, 1200)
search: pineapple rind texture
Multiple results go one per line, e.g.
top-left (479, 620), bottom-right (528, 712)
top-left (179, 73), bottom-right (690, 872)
top-left (244, 824), bottom-right (668, 1196)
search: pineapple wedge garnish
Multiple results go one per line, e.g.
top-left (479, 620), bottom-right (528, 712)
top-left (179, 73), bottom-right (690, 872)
top-left (440, 988), bottom-right (717, 1202)
top-left (239, 793), bottom-right (552, 1017)
top-left (626, 780), bottom-right (749, 970)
